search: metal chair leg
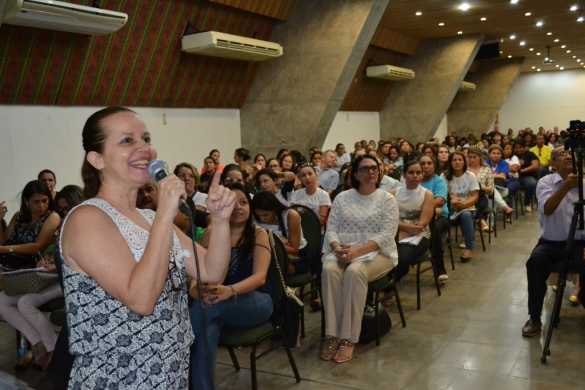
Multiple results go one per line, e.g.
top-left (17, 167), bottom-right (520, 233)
top-left (228, 347), bottom-right (240, 370)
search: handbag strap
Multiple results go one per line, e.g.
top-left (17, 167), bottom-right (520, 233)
top-left (268, 229), bottom-right (288, 292)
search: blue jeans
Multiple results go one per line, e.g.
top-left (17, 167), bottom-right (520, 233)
top-left (189, 290), bottom-right (273, 390)
top-left (458, 210), bottom-right (475, 250)
top-left (507, 178), bottom-right (520, 207)
top-left (520, 176), bottom-right (537, 206)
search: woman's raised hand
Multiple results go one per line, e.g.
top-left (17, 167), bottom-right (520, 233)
top-left (206, 169), bottom-right (236, 219)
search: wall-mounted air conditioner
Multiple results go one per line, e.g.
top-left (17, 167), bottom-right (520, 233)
top-left (459, 81), bottom-right (477, 91)
top-left (2, 0), bottom-right (128, 36)
top-left (181, 31), bottom-right (283, 61)
top-left (366, 65), bottom-right (415, 81)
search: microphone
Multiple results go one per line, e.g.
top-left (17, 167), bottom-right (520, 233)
top-left (147, 159), bottom-right (192, 216)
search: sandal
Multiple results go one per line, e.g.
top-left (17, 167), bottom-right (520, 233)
top-left (321, 338), bottom-right (339, 361)
top-left (334, 339), bottom-right (354, 363)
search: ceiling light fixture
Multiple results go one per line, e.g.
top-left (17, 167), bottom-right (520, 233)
top-left (529, 48), bottom-right (534, 51)
top-left (459, 3), bottom-right (470, 11)
top-left (578, 59), bottom-right (582, 62)
top-left (554, 39), bottom-right (560, 42)
top-left (458, 31), bottom-right (463, 34)
top-left (537, 52), bottom-right (541, 55)
top-left (560, 67), bottom-right (564, 70)
top-left (537, 69), bottom-right (541, 72)
top-left (578, 17), bottom-right (584, 22)
top-left (481, 17), bottom-right (487, 21)
top-left (416, 11), bottom-right (422, 16)
top-left (547, 32), bottom-right (552, 35)
top-left (500, 51), bottom-right (503, 53)
top-left (573, 55), bottom-right (577, 58)
top-left (525, 12), bottom-right (531, 16)
top-left (536, 21), bottom-right (543, 26)
top-left (511, 0), bottom-right (518, 3)
top-left (520, 41), bottom-right (526, 45)
top-left (567, 50), bottom-right (571, 53)
top-left (439, 22), bottom-right (445, 26)
top-left (561, 45), bottom-right (566, 48)
top-left (571, 5), bottom-right (578, 11)
top-left (532, 66), bottom-right (536, 69)
top-left (556, 65), bottom-right (559, 67)
top-left (510, 35), bottom-right (516, 39)
top-left (508, 55), bottom-right (512, 58)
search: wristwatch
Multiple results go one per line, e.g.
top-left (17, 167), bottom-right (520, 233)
top-left (8, 246), bottom-right (14, 253)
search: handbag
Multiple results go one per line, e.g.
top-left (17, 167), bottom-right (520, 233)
top-left (4, 270), bottom-right (59, 296)
top-left (359, 303), bottom-right (392, 344)
top-left (0, 252), bottom-right (38, 270)
top-left (268, 230), bottom-right (303, 348)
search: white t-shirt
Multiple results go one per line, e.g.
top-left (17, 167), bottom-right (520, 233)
top-left (290, 188), bottom-right (331, 213)
top-left (505, 156), bottom-right (520, 179)
top-left (191, 192), bottom-right (208, 211)
top-left (441, 171), bottom-right (480, 203)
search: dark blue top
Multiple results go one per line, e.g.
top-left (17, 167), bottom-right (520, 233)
top-left (486, 159), bottom-right (510, 182)
top-left (224, 247), bottom-right (273, 295)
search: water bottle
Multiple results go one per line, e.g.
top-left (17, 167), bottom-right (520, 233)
top-left (14, 335), bottom-right (32, 372)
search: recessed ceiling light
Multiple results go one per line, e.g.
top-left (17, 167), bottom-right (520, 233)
top-left (439, 22), bottom-right (445, 26)
top-left (573, 55), bottom-right (577, 58)
top-left (547, 32), bottom-right (552, 35)
top-left (520, 41), bottom-right (526, 45)
top-left (416, 11), bottom-right (422, 16)
top-left (568, 50), bottom-right (571, 53)
top-left (571, 5), bottom-right (578, 11)
top-left (508, 55), bottom-right (512, 58)
top-left (556, 65), bottom-right (559, 67)
top-left (545, 57), bottom-right (549, 61)
top-left (536, 21), bottom-right (543, 26)
top-left (481, 17), bottom-right (487, 21)
top-left (510, 35), bottom-right (516, 39)
top-left (578, 59), bottom-right (581, 62)
top-left (459, 3), bottom-right (470, 11)
top-left (554, 39), bottom-right (560, 42)
top-left (578, 17), bottom-right (584, 22)
top-left (532, 66), bottom-right (536, 69)
top-left (511, 0), bottom-right (518, 3)
top-left (561, 45), bottom-right (566, 48)
top-left (500, 51), bottom-right (503, 53)
top-left (537, 69), bottom-right (541, 72)
top-left (560, 66), bottom-right (564, 70)
top-left (529, 48), bottom-right (534, 51)
top-left (525, 12), bottom-right (531, 16)
top-left (458, 31), bottom-right (463, 34)
top-left (536, 52), bottom-right (541, 55)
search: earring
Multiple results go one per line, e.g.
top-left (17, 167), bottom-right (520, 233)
top-left (100, 168), bottom-right (105, 181)
top-left (26, 203), bottom-right (29, 210)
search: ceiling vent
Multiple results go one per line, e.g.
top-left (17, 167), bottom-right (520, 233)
top-left (2, 0), bottom-right (128, 36)
top-left (181, 31), bottom-right (283, 61)
top-left (459, 81), bottom-right (477, 91)
top-left (366, 65), bottom-right (415, 81)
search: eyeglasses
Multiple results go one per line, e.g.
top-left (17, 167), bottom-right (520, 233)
top-left (224, 178), bottom-right (244, 184)
top-left (177, 173), bottom-right (195, 180)
top-left (357, 166), bottom-right (379, 173)
top-left (555, 151), bottom-right (569, 158)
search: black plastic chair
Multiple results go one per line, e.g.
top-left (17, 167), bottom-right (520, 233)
top-left (413, 214), bottom-right (441, 310)
top-left (218, 234), bottom-right (301, 390)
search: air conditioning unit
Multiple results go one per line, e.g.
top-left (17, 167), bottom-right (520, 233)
top-left (2, 0), bottom-right (128, 36)
top-left (181, 31), bottom-right (283, 61)
top-left (366, 65), bottom-right (415, 81)
top-left (459, 81), bottom-right (477, 91)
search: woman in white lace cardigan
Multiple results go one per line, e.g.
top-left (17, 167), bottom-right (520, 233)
top-left (321, 155), bottom-right (398, 364)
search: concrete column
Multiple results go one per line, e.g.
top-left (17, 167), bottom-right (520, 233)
top-left (379, 35), bottom-right (485, 142)
top-left (240, 0), bottom-right (389, 157)
top-left (448, 57), bottom-right (525, 136)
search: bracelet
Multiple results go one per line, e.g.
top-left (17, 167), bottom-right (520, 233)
top-left (228, 284), bottom-right (237, 299)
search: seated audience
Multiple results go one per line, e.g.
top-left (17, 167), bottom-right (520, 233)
top-left (423, 144), bottom-right (437, 158)
top-left (391, 161), bottom-right (434, 282)
top-left (189, 183), bottom-right (272, 390)
top-left (467, 148), bottom-right (493, 232)
top-left (376, 157), bottom-right (401, 192)
top-left (174, 162), bottom-right (208, 212)
top-left (321, 155), bottom-right (398, 363)
top-left (252, 191), bottom-right (308, 275)
top-left (38, 170), bottom-right (58, 200)
top-left (290, 164), bottom-right (331, 229)
top-left (316, 150), bottom-right (339, 196)
top-left (199, 156), bottom-right (218, 193)
top-left (529, 134), bottom-right (552, 178)
top-left (334, 143), bottom-right (351, 173)
top-left (442, 152), bottom-right (479, 262)
top-left (418, 155), bottom-right (450, 283)
top-left (200, 149), bottom-right (224, 175)
top-left (385, 146), bottom-right (404, 173)
top-left (233, 147), bottom-right (254, 177)
top-left (255, 168), bottom-right (295, 206)
top-left (276, 148), bottom-right (289, 161)
top-left (436, 145), bottom-right (450, 176)
top-left (254, 153), bottom-right (267, 169)
top-left (310, 151), bottom-right (322, 168)
top-left (0, 180), bottom-right (61, 369)
top-left (514, 139), bottom-right (539, 213)
top-left (485, 145), bottom-right (515, 221)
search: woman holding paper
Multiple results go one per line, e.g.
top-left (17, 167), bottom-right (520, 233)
top-left (390, 160), bottom-right (434, 282)
top-left (321, 155), bottom-right (398, 363)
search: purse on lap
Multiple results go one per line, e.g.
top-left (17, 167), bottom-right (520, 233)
top-left (3, 270), bottom-right (59, 296)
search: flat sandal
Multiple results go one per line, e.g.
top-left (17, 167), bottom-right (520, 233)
top-left (321, 338), bottom-right (339, 361)
top-left (334, 339), bottom-right (354, 363)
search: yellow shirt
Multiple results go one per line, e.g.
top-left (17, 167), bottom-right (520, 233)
top-left (529, 145), bottom-right (552, 166)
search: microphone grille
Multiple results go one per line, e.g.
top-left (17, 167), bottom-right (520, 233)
top-left (147, 159), bottom-right (169, 182)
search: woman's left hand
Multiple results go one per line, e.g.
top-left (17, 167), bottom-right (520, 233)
top-left (336, 244), bottom-right (360, 265)
top-left (200, 283), bottom-right (234, 306)
top-left (205, 170), bottom-right (236, 219)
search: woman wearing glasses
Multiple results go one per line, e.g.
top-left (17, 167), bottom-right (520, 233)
top-left (60, 107), bottom-right (235, 389)
top-left (321, 155), bottom-right (398, 363)
top-left (174, 162), bottom-right (207, 212)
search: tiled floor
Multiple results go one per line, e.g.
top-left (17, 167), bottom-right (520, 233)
top-left (1, 210), bottom-right (584, 389)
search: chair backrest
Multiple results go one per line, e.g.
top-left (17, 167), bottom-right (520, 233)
top-left (290, 204), bottom-right (322, 261)
top-left (267, 231), bottom-right (289, 308)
